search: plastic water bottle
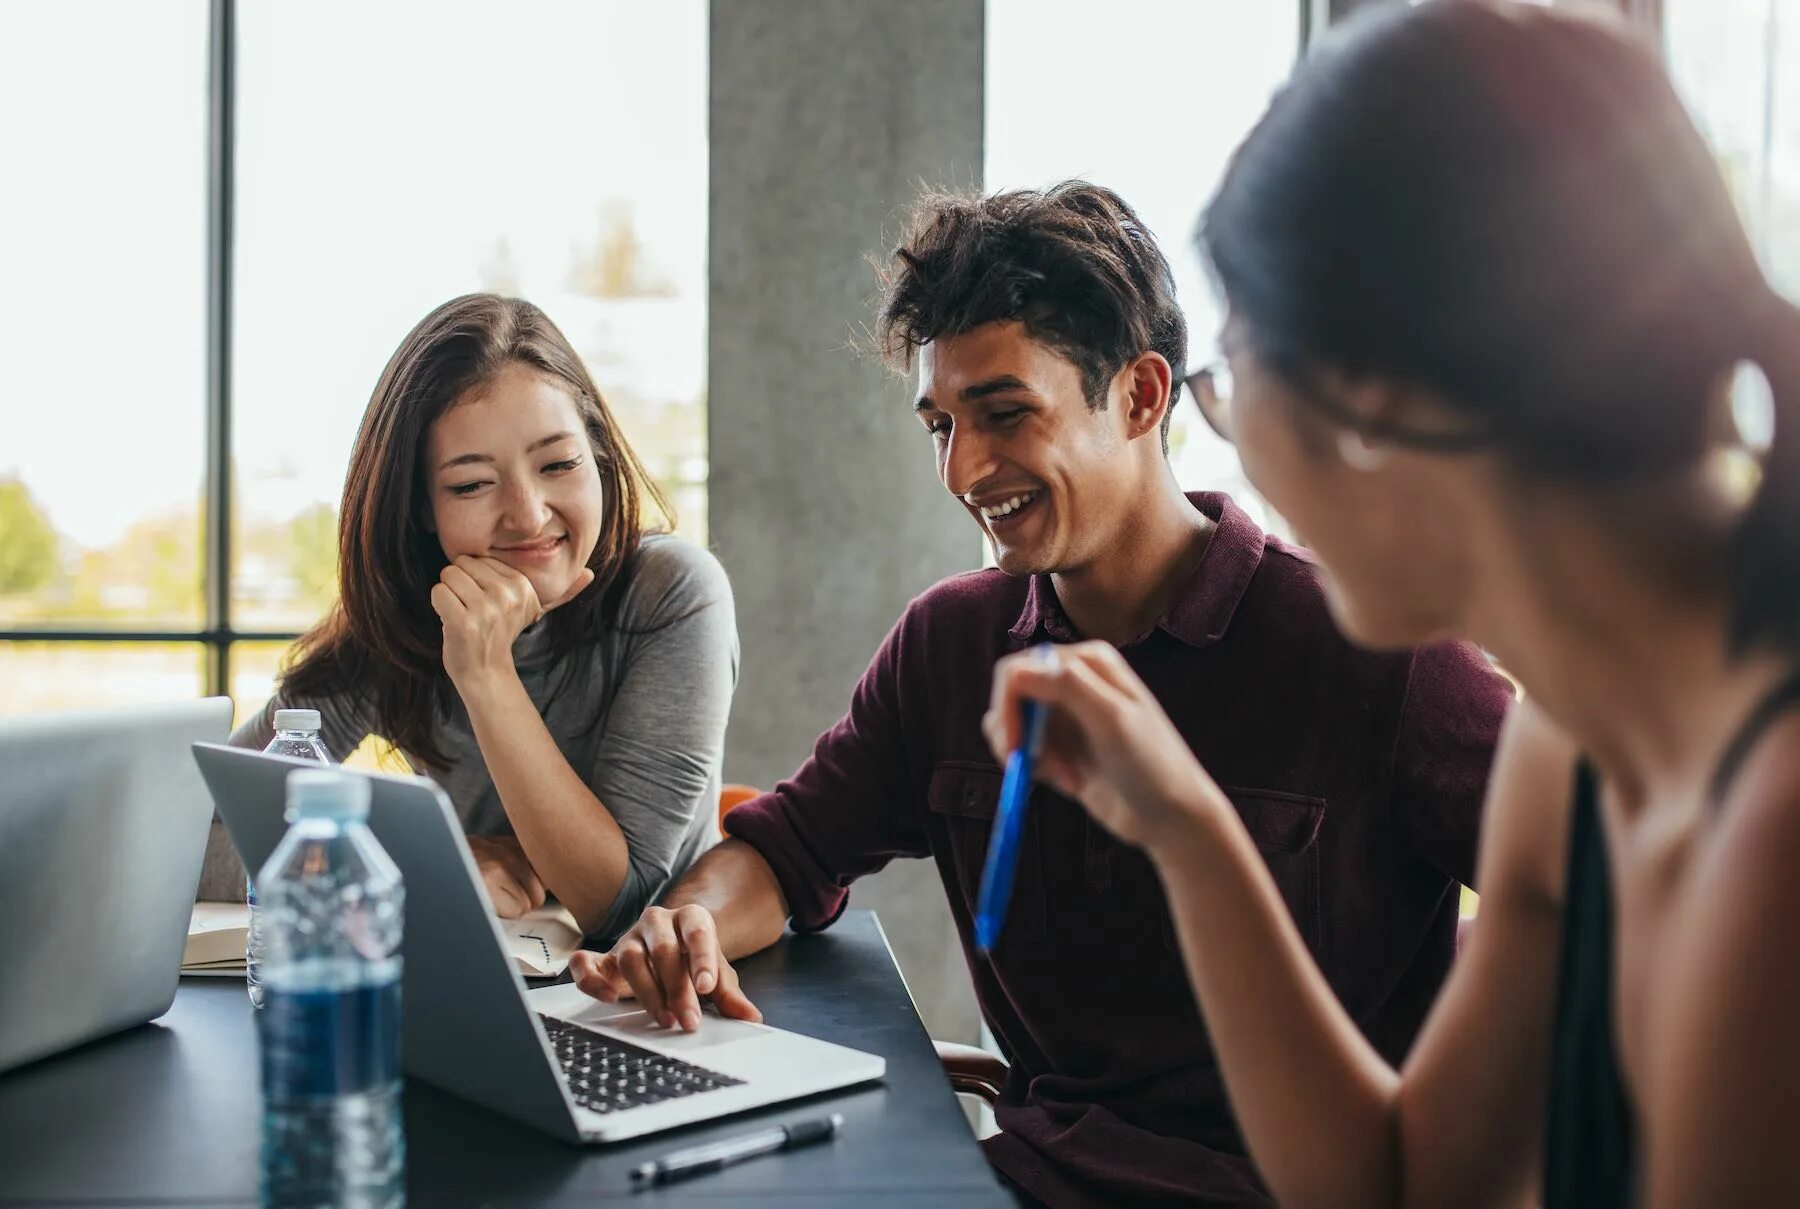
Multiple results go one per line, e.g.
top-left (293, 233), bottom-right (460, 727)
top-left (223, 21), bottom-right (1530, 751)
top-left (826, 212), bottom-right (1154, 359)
top-left (251, 708), bottom-right (332, 1009)
top-left (258, 769), bottom-right (405, 1208)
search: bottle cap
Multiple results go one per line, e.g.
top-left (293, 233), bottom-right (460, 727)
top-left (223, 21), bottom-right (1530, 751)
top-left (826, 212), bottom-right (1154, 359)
top-left (273, 708), bottom-right (322, 733)
top-left (285, 769), bottom-right (371, 823)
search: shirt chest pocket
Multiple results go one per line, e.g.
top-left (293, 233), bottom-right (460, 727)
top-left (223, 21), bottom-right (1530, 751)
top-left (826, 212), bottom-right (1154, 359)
top-left (926, 763), bottom-right (1048, 944)
top-left (1169, 786), bottom-right (1326, 954)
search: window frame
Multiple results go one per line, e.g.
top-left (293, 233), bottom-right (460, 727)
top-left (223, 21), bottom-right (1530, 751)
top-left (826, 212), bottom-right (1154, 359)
top-left (0, 0), bottom-right (297, 695)
top-left (0, 0), bottom-right (1664, 701)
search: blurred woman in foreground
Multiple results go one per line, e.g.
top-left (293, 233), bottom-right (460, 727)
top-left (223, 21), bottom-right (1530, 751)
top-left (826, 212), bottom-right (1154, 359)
top-left (990, 3), bottom-right (1800, 1205)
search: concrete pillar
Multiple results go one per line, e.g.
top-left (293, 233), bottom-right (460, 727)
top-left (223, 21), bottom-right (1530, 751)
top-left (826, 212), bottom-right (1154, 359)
top-left (708, 0), bottom-right (985, 1044)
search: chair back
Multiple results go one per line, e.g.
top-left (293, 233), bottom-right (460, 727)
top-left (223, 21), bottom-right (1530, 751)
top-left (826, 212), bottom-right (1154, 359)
top-left (718, 783), bottom-right (762, 832)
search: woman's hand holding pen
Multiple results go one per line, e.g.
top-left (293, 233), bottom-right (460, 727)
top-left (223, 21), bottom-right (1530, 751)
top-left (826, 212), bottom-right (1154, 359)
top-left (984, 641), bottom-right (1231, 854)
top-left (429, 555), bottom-right (595, 694)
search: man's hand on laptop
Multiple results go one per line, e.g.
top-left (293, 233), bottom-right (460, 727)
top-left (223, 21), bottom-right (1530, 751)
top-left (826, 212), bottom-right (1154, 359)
top-left (467, 834), bottom-right (545, 919)
top-left (569, 905), bottom-right (763, 1033)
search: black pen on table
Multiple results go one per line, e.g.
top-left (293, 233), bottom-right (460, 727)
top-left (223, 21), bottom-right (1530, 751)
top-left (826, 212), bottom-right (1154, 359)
top-left (631, 1113), bottom-right (844, 1187)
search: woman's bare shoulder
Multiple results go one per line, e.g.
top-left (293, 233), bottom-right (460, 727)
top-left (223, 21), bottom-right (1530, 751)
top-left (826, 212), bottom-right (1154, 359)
top-left (1476, 694), bottom-right (1582, 915)
top-left (1638, 708), bottom-right (1800, 1204)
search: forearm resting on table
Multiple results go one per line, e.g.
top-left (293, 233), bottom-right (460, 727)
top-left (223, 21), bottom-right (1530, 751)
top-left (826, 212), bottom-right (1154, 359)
top-left (660, 838), bottom-right (790, 960)
top-left (461, 672), bottom-right (629, 934)
top-left (1154, 811), bottom-right (1402, 1209)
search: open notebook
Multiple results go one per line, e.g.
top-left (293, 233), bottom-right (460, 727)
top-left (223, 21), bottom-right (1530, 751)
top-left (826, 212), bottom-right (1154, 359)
top-left (184, 901), bottom-right (584, 978)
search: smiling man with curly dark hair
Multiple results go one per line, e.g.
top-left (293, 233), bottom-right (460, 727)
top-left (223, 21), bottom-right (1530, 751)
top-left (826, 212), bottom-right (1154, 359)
top-left (573, 180), bottom-right (1512, 1208)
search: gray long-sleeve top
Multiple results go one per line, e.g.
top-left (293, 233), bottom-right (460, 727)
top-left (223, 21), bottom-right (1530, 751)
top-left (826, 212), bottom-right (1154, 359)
top-left (204, 534), bottom-right (738, 942)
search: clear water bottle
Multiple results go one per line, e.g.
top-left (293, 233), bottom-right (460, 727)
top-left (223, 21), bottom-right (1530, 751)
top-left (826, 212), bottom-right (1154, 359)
top-left (258, 769), bottom-right (405, 1209)
top-left (251, 708), bottom-right (332, 1009)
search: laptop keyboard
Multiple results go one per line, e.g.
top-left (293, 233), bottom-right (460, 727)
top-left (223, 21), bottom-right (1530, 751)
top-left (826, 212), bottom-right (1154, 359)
top-left (538, 1014), bottom-right (745, 1115)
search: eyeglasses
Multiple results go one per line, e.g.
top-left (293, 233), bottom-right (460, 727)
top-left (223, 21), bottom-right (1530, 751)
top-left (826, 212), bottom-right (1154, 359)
top-left (1180, 357), bottom-right (1494, 454)
top-left (1182, 360), bottom-right (1234, 442)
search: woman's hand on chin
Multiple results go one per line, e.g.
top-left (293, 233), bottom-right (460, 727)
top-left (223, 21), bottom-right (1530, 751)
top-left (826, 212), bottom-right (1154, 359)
top-left (429, 555), bottom-right (595, 693)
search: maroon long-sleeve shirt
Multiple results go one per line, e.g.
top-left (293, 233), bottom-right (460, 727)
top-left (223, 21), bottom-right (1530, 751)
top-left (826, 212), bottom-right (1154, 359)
top-left (726, 492), bottom-right (1512, 1207)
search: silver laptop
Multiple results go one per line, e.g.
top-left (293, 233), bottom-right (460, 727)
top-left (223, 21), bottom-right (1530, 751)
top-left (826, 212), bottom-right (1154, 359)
top-left (0, 698), bottom-right (234, 1074)
top-left (192, 742), bottom-right (885, 1144)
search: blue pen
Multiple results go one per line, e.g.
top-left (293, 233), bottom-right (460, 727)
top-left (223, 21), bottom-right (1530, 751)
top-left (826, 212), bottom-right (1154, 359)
top-left (975, 644), bottom-right (1055, 953)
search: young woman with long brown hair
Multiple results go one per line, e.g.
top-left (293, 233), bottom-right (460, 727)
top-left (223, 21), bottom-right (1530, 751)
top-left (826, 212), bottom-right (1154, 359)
top-left (228, 294), bottom-right (736, 939)
top-left (989, 3), bottom-right (1800, 1205)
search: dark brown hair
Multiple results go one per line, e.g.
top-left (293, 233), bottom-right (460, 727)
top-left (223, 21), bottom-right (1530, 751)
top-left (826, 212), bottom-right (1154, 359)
top-left (282, 294), bottom-right (671, 767)
top-left (1202, 0), bottom-right (1800, 654)
top-left (877, 181), bottom-right (1188, 445)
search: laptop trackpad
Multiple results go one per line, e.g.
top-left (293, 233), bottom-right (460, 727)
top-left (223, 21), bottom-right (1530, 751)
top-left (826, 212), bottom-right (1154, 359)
top-left (526, 984), bottom-right (771, 1052)
top-left (594, 1007), bottom-right (767, 1052)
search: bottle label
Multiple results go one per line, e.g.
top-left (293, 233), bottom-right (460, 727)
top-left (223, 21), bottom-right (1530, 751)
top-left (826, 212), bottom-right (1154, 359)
top-left (260, 973), bottom-right (402, 1099)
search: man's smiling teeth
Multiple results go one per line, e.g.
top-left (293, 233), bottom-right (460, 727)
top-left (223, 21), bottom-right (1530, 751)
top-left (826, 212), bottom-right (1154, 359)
top-left (979, 491), bottom-right (1038, 520)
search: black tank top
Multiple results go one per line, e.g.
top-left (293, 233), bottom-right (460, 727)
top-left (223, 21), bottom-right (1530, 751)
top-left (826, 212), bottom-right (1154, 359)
top-left (1544, 673), bottom-right (1800, 1208)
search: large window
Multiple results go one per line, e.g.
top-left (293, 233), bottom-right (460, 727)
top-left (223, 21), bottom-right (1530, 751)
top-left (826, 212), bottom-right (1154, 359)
top-left (985, 0), bottom-right (1302, 534)
top-left (0, 1), bottom-right (707, 721)
top-left (1666, 0), bottom-right (1797, 301)
top-left (0, 2), bottom-right (209, 707)
top-left (11, 1), bottom-right (1778, 724)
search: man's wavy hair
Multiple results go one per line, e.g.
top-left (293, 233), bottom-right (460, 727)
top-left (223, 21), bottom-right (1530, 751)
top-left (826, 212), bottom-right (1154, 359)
top-left (877, 180), bottom-right (1188, 447)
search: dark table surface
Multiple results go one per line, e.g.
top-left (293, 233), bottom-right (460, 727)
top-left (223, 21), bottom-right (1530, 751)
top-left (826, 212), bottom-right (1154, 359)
top-left (0, 909), bottom-right (1012, 1207)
